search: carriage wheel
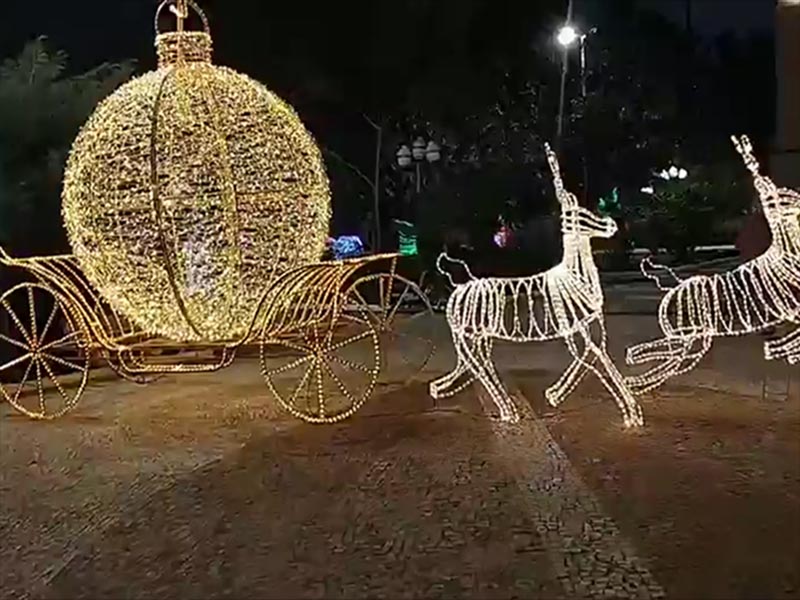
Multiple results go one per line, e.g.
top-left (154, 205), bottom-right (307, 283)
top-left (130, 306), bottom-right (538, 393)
top-left (106, 350), bottom-right (164, 384)
top-left (347, 273), bottom-right (436, 387)
top-left (0, 283), bottom-right (90, 419)
top-left (260, 307), bottom-right (380, 424)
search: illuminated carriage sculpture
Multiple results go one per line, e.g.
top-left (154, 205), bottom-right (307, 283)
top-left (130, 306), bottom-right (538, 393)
top-left (0, 1), bottom-right (434, 422)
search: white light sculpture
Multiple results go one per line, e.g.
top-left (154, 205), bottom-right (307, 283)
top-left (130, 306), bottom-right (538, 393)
top-left (626, 135), bottom-right (800, 393)
top-left (430, 144), bottom-right (645, 428)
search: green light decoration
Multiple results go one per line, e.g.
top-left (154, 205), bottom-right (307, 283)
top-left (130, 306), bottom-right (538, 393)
top-left (598, 187), bottom-right (621, 217)
top-left (394, 220), bottom-right (419, 256)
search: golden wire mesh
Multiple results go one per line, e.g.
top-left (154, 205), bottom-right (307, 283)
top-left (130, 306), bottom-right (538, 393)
top-left (62, 10), bottom-right (331, 343)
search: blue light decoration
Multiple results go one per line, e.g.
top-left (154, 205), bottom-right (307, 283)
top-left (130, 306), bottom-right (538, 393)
top-left (330, 235), bottom-right (365, 260)
top-left (394, 220), bottom-right (419, 256)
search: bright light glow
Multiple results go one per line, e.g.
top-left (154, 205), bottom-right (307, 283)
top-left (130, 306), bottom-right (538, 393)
top-left (678, 168), bottom-right (688, 180)
top-left (669, 165), bottom-right (679, 178)
top-left (431, 143), bottom-right (644, 428)
top-left (658, 170), bottom-right (670, 180)
top-left (641, 186), bottom-right (655, 195)
top-left (557, 25), bottom-right (579, 47)
top-left (626, 135), bottom-right (800, 394)
top-left (62, 12), bottom-right (331, 342)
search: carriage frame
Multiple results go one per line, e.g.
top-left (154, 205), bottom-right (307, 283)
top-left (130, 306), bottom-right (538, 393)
top-left (0, 246), bottom-right (435, 423)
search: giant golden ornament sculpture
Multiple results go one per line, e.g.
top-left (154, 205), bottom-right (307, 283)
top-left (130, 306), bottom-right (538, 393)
top-left (62, 0), bottom-right (331, 342)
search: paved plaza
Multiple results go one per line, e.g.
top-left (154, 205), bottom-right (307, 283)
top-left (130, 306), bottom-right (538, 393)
top-left (0, 314), bottom-right (798, 599)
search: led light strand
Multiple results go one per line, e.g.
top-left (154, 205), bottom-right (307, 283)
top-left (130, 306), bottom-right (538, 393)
top-left (626, 135), bottom-right (800, 394)
top-left (430, 144), bottom-right (644, 428)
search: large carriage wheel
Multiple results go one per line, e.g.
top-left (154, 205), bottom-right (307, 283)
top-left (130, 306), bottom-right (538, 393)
top-left (260, 305), bottom-right (380, 424)
top-left (0, 283), bottom-right (90, 419)
top-left (347, 273), bottom-right (436, 387)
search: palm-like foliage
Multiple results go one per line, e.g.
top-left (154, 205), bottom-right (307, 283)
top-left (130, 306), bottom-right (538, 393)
top-left (0, 37), bottom-right (132, 255)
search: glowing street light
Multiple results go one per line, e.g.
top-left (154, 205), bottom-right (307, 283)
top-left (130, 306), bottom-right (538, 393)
top-left (557, 25), bottom-right (580, 47)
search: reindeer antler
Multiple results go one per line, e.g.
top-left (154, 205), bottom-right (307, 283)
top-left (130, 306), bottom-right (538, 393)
top-left (544, 143), bottom-right (575, 206)
top-left (731, 134), bottom-right (761, 177)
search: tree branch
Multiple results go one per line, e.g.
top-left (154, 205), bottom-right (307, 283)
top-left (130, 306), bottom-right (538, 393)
top-left (322, 147), bottom-right (375, 191)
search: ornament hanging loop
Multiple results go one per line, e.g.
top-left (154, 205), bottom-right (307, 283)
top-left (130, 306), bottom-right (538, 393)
top-left (154, 0), bottom-right (211, 38)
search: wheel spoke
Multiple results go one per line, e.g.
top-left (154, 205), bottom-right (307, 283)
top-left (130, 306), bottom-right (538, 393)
top-left (0, 331), bottom-right (29, 352)
top-left (39, 356), bottom-right (72, 405)
top-left (11, 358), bottom-right (35, 403)
top-left (27, 287), bottom-right (37, 346)
top-left (315, 359), bottom-right (325, 419)
top-left (328, 352), bottom-right (372, 374)
top-left (266, 353), bottom-right (312, 377)
top-left (320, 359), bottom-right (352, 403)
top-left (39, 331), bottom-right (81, 353)
top-left (386, 283), bottom-right (412, 328)
top-left (35, 357), bottom-right (45, 415)
top-left (288, 361), bottom-right (315, 408)
top-left (38, 302), bottom-right (60, 346)
top-left (0, 352), bottom-right (34, 373)
top-left (329, 329), bottom-right (371, 352)
top-left (2, 299), bottom-right (33, 346)
top-left (41, 352), bottom-right (87, 373)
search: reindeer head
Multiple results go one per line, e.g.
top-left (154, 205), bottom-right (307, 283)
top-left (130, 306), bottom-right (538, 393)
top-left (544, 143), bottom-right (618, 241)
top-left (732, 134), bottom-right (800, 221)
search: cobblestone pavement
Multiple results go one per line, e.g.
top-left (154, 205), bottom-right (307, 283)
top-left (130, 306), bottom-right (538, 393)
top-left (1, 314), bottom-right (796, 599)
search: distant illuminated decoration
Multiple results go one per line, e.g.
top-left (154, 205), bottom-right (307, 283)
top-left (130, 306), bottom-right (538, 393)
top-left (598, 187), bottom-right (621, 217)
top-left (394, 220), bottom-right (419, 256)
top-left (330, 236), bottom-right (365, 260)
top-left (626, 135), bottom-right (800, 394)
top-left (431, 143), bottom-right (644, 429)
top-left (493, 221), bottom-right (513, 248)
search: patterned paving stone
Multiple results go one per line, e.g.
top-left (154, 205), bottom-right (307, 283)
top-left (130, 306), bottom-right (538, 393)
top-left (480, 387), bottom-right (666, 600)
top-left (39, 409), bottom-right (566, 599)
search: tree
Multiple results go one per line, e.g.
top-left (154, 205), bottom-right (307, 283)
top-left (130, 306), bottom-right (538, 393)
top-left (0, 37), bottom-right (133, 256)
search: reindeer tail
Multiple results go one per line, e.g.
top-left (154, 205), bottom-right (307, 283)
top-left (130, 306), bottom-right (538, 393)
top-left (641, 256), bottom-right (682, 292)
top-left (436, 253), bottom-right (476, 287)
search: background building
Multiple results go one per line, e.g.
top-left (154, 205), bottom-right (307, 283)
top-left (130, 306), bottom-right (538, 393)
top-left (773, 0), bottom-right (800, 186)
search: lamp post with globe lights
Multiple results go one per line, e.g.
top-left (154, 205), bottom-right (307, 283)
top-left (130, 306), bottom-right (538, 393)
top-left (397, 137), bottom-right (441, 194)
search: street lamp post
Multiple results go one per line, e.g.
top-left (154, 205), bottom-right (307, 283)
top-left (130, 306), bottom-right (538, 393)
top-left (397, 137), bottom-right (441, 196)
top-left (556, 24), bottom-right (595, 203)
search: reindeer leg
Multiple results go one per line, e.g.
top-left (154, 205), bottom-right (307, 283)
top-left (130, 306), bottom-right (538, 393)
top-left (627, 337), bottom-right (688, 366)
top-left (457, 334), bottom-right (519, 423)
top-left (474, 337), bottom-right (520, 421)
top-left (764, 325), bottom-right (800, 362)
top-left (569, 325), bottom-right (644, 428)
top-left (429, 331), bottom-right (475, 399)
top-left (547, 342), bottom-right (595, 408)
top-left (626, 334), bottom-right (712, 395)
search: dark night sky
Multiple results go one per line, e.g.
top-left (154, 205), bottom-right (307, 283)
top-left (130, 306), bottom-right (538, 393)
top-left (638, 0), bottom-right (775, 34)
top-left (0, 0), bottom-right (777, 71)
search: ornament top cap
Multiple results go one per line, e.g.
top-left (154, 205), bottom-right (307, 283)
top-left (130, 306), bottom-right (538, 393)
top-left (154, 0), bottom-right (213, 67)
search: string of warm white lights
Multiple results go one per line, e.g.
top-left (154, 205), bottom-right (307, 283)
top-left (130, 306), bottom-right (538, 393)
top-left (62, 0), bottom-right (332, 343)
top-left (430, 144), bottom-right (645, 428)
top-left (626, 135), bottom-right (800, 393)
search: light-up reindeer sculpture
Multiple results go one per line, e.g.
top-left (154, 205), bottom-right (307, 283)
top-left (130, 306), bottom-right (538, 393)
top-left (430, 144), bottom-right (645, 428)
top-left (626, 135), bottom-right (800, 394)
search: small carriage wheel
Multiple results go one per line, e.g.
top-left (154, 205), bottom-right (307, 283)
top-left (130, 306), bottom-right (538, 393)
top-left (347, 273), bottom-right (436, 387)
top-left (260, 304), bottom-right (380, 424)
top-left (0, 283), bottom-right (90, 419)
top-left (106, 350), bottom-right (165, 385)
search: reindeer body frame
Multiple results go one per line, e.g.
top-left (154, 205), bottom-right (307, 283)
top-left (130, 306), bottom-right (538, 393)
top-left (626, 135), bottom-right (800, 394)
top-left (430, 145), bottom-right (644, 428)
